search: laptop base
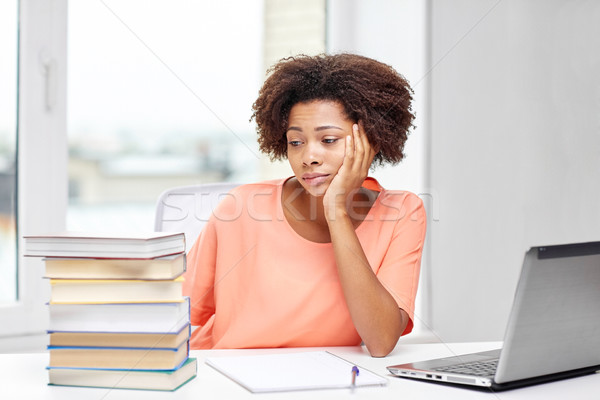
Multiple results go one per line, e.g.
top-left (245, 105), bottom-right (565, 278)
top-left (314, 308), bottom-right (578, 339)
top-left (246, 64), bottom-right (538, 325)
top-left (392, 364), bottom-right (599, 392)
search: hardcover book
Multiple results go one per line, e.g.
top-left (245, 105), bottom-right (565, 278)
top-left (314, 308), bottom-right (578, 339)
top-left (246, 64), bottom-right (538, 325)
top-left (24, 232), bottom-right (185, 259)
top-left (49, 276), bottom-right (184, 304)
top-left (48, 298), bottom-right (190, 333)
top-left (49, 324), bottom-right (190, 349)
top-left (43, 253), bottom-right (186, 280)
top-left (48, 357), bottom-right (198, 391)
top-left (48, 341), bottom-right (189, 370)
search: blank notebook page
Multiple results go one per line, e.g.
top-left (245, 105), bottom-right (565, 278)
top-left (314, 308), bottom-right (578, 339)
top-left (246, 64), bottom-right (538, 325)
top-left (205, 351), bottom-right (387, 393)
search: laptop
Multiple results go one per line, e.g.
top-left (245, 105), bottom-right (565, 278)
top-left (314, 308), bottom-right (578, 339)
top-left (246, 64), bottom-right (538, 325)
top-left (387, 241), bottom-right (600, 391)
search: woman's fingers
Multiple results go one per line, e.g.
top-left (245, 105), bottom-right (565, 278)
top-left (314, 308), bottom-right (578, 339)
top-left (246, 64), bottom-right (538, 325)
top-left (334, 123), bottom-right (374, 189)
top-left (354, 122), bottom-right (374, 175)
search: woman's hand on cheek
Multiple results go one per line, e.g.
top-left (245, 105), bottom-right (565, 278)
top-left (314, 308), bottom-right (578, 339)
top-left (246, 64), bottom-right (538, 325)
top-left (323, 123), bottom-right (376, 220)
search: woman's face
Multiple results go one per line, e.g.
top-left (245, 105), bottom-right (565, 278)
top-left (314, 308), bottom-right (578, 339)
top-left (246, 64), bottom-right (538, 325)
top-left (286, 100), bottom-right (354, 197)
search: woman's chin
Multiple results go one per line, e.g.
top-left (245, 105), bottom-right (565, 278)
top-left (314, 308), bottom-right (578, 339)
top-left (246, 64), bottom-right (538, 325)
top-left (300, 182), bottom-right (328, 198)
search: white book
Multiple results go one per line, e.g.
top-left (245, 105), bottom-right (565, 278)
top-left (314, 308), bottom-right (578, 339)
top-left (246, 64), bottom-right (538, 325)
top-left (205, 351), bottom-right (388, 393)
top-left (48, 298), bottom-right (190, 333)
top-left (24, 232), bottom-right (185, 259)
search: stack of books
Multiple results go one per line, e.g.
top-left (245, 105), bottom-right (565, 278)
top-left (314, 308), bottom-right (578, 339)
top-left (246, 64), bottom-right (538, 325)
top-left (24, 232), bottom-right (197, 391)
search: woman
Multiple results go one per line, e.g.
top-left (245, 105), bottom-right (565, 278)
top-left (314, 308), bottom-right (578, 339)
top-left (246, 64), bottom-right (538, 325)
top-left (183, 53), bottom-right (426, 357)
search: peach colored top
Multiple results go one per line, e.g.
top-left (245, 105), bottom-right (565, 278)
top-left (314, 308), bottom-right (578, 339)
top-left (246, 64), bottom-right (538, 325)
top-left (183, 177), bottom-right (426, 349)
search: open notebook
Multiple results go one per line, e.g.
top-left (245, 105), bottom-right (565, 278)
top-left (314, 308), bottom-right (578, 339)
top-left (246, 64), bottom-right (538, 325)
top-left (206, 351), bottom-right (387, 393)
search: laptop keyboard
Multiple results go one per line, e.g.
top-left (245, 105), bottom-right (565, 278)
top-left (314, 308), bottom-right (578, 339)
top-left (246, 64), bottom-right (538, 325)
top-left (433, 359), bottom-right (499, 377)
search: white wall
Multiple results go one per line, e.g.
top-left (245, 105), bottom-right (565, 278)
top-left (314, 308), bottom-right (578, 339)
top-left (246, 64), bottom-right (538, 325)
top-left (428, 0), bottom-right (600, 341)
top-left (327, 0), bottom-right (428, 196)
top-left (328, 0), bottom-right (600, 343)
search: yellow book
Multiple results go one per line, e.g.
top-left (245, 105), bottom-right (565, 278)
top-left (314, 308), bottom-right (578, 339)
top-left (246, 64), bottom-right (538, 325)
top-left (44, 253), bottom-right (185, 280)
top-left (49, 325), bottom-right (190, 349)
top-left (48, 341), bottom-right (189, 370)
top-left (49, 276), bottom-right (184, 304)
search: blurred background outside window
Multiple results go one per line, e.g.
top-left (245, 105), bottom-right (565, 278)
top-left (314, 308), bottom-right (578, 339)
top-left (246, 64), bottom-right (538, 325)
top-left (66, 0), bottom-right (326, 233)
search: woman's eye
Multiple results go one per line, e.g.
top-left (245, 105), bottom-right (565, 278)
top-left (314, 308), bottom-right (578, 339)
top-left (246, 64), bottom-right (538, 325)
top-left (322, 138), bottom-right (339, 144)
top-left (287, 140), bottom-right (302, 147)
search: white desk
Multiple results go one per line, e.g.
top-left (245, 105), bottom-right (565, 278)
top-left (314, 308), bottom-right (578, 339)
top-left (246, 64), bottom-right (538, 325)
top-left (3, 342), bottom-right (599, 399)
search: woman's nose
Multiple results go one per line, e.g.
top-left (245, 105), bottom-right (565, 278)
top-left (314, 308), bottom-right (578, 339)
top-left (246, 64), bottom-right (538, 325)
top-left (302, 143), bottom-right (323, 166)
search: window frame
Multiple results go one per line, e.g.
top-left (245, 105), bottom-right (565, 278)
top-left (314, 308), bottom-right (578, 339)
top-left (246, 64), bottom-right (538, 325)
top-left (0, 0), bottom-right (67, 338)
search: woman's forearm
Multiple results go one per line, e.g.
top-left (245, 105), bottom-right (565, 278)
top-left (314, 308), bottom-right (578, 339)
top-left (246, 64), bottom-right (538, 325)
top-left (328, 210), bottom-right (407, 357)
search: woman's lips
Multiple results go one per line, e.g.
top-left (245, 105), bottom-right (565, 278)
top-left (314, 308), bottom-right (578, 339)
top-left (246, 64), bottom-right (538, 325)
top-left (302, 173), bottom-right (330, 186)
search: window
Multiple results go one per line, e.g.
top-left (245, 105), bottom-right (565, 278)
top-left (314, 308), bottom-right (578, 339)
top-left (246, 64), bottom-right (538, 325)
top-left (0, 1), bottom-right (18, 304)
top-left (66, 1), bottom-right (327, 233)
top-left (2, 0), bottom-right (328, 348)
top-left (0, 0), bottom-right (67, 345)
top-left (67, 0), bottom-right (265, 233)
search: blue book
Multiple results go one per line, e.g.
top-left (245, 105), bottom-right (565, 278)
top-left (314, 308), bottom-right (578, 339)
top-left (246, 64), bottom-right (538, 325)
top-left (48, 357), bottom-right (197, 391)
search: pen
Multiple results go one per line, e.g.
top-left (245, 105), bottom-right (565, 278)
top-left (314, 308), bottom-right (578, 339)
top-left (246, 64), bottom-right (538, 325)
top-left (351, 365), bottom-right (360, 387)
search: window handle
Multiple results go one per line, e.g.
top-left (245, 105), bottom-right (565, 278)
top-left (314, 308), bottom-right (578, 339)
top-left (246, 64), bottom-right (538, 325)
top-left (39, 49), bottom-right (57, 112)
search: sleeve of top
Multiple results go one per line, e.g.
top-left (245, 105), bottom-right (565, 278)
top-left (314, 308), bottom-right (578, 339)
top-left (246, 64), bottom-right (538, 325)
top-left (182, 217), bottom-right (218, 328)
top-left (375, 192), bottom-right (427, 336)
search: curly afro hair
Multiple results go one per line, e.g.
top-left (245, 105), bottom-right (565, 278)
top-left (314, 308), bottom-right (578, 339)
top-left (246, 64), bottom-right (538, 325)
top-left (251, 53), bottom-right (415, 167)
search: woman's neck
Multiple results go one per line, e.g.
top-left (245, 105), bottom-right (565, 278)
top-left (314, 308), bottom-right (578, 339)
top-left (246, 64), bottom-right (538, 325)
top-left (281, 177), bottom-right (379, 243)
top-left (282, 178), bottom-right (327, 223)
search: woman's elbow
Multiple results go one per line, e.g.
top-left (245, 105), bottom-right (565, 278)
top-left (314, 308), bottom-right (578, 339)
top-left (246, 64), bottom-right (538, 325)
top-left (365, 339), bottom-right (397, 358)
top-left (365, 310), bottom-right (408, 357)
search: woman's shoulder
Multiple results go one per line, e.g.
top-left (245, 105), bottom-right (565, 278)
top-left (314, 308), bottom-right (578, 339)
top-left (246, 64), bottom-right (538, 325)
top-left (224, 179), bottom-right (284, 204)
top-left (229, 178), bottom-right (285, 196)
top-left (211, 179), bottom-right (284, 222)
top-left (365, 178), bottom-right (423, 209)
top-left (379, 189), bottom-right (423, 207)
top-left (372, 183), bottom-right (425, 222)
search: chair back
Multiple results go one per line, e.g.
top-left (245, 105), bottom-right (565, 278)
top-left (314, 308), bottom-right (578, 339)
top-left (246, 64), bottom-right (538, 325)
top-left (154, 182), bottom-right (241, 251)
